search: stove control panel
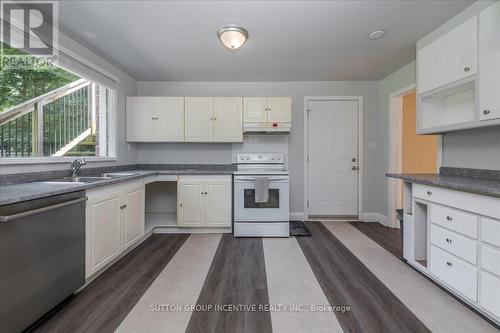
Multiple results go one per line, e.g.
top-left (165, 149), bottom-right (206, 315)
top-left (237, 153), bottom-right (284, 163)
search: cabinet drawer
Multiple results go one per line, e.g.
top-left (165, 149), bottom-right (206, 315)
top-left (430, 224), bottom-right (477, 265)
top-left (481, 245), bottom-right (500, 277)
top-left (481, 217), bottom-right (500, 248)
top-left (413, 184), bottom-right (500, 219)
top-left (430, 245), bottom-right (477, 301)
top-left (480, 272), bottom-right (500, 319)
top-left (430, 204), bottom-right (478, 238)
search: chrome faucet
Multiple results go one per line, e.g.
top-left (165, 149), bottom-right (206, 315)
top-left (71, 158), bottom-right (87, 177)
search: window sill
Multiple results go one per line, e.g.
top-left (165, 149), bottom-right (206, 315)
top-left (0, 157), bottom-right (117, 165)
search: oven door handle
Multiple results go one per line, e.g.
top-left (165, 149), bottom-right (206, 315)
top-left (235, 177), bottom-right (289, 181)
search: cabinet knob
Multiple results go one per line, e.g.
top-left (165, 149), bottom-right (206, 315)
top-left (483, 110), bottom-right (491, 115)
top-left (427, 191), bottom-right (432, 195)
top-left (120, 205), bottom-right (127, 209)
top-left (446, 261), bottom-right (453, 267)
top-left (446, 238), bottom-right (452, 243)
top-left (464, 66), bottom-right (470, 72)
top-left (446, 216), bottom-right (453, 221)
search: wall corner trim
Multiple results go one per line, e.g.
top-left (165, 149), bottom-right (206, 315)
top-left (361, 213), bottom-right (390, 226)
top-left (289, 212), bottom-right (305, 221)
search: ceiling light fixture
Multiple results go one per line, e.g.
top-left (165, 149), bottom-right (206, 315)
top-left (368, 30), bottom-right (386, 40)
top-left (217, 25), bottom-right (248, 50)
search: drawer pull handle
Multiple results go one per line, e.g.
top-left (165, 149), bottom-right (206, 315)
top-left (120, 205), bottom-right (127, 209)
top-left (483, 110), bottom-right (491, 115)
top-left (446, 238), bottom-right (452, 243)
top-left (446, 216), bottom-right (453, 221)
top-left (446, 261), bottom-right (453, 267)
top-left (427, 191), bottom-right (432, 195)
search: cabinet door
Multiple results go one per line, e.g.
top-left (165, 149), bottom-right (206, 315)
top-left (86, 194), bottom-right (121, 277)
top-left (205, 181), bottom-right (232, 227)
top-left (157, 97), bottom-right (185, 141)
top-left (126, 97), bottom-right (157, 141)
top-left (185, 97), bottom-right (214, 142)
top-left (243, 97), bottom-right (268, 123)
top-left (213, 97), bottom-right (243, 142)
top-left (122, 187), bottom-right (145, 249)
top-left (268, 97), bottom-right (292, 122)
top-left (479, 2), bottom-right (500, 121)
top-left (417, 16), bottom-right (477, 94)
top-left (177, 181), bottom-right (205, 226)
top-left (480, 272), bottom-right (500, 319)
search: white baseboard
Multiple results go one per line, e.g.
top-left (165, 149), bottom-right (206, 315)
top-left (289, 212), bottom-right (305, 221)
top-left (361, 213), bottom-right (389, 226)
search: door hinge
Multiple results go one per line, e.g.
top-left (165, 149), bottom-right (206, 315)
top-left (307, 109), bottom-right (311, 116)
top-left (307, 200), bottom-right (309, 208)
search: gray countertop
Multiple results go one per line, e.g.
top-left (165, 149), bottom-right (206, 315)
top-left (386, 173), bottom-right (500, 199)
top-left (0, 169), bottom-right (234, 206)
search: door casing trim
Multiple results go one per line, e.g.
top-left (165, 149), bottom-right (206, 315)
top-left (303, 96), bottom-right (363, 221)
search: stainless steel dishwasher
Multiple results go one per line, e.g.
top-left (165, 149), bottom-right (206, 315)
top-left (0, 191), bottom-right (86, 333)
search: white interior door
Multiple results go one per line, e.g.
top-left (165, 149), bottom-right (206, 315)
top-left (307, 100), bottom-right (359, 216)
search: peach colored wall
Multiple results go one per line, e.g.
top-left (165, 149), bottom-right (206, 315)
top-left (402, 93), bottom-right (437, 174)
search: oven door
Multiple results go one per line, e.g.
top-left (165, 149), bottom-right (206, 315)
top-left (234, 176), bottom-right (289, 222)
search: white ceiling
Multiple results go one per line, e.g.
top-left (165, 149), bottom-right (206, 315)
top-left (57, 0), bottom-right (474, 81)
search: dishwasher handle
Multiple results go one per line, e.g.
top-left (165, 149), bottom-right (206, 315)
top-left (0, 197), bottom-right (87, 222)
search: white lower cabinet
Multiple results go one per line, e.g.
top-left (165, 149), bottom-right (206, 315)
top-left (480, 272), bottom-right (500, 319)
top-left (405, 182), bottom-right (500, 324)
top-left (177, 176), bottom-right (231, 227)
top-left (86, 182), bottom-right (145, 278)
top-left (430, 245), bottom-right (478, 302)
top-left (86, 193), bottom-right (121, 278)
top-left (123, 187), bottom-right (146, 248)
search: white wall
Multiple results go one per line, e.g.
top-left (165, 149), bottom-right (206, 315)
top-left (378, 62), bottom-right (417, 222)
top-left (442, 127), bottom-right (500, 170)
top-left (0, 33), bottom-right (138, 174)
top-left (136, 81), bottom-right (380, 216)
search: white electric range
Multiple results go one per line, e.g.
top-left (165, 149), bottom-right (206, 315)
top-left (233, 153), bottom-right (289, 237)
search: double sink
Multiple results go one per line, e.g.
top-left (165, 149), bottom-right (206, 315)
top-left (52, 172), bottom-right (140, 184)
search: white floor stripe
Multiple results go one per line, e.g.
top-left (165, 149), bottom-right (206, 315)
top-left (116, 234), bottom-right (222, 333)
top-left (263, 237), bottom-right (344, 333)
top-left (323, 222), bottom-right (497, 333)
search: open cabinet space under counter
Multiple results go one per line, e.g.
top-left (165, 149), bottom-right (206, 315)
top-left (387, 173), bottom-right (500, 326)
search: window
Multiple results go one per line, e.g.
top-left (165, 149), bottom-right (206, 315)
top-left (0, 42), bottom-right (116, 159)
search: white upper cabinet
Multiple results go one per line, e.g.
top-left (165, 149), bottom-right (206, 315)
top-left (126, 97), bottom-right (184, 142)
top-left (184, 97), bottom-right (214, 142)
top-left (213, 97), bottom-right (243, 142)
top-left (268, 97), bottom-right (292, 122)
top-left (156, 97), bottom-right (185, 141)
top-left (479, 1), bottom-right (500, 121)
top-left (243, 97), bottom-right (268, 123)
top-left (416, 2), bottom-right (500, 134)
top-left (126, 97), bottom-right (157, 141)
top-left (243, 97), bottom-right (292, 123)
top-left (417, 16), bottom-right (477, 95)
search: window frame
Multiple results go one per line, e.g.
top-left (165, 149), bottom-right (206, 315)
top-left (0, 19), bottom-right (119, 165)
